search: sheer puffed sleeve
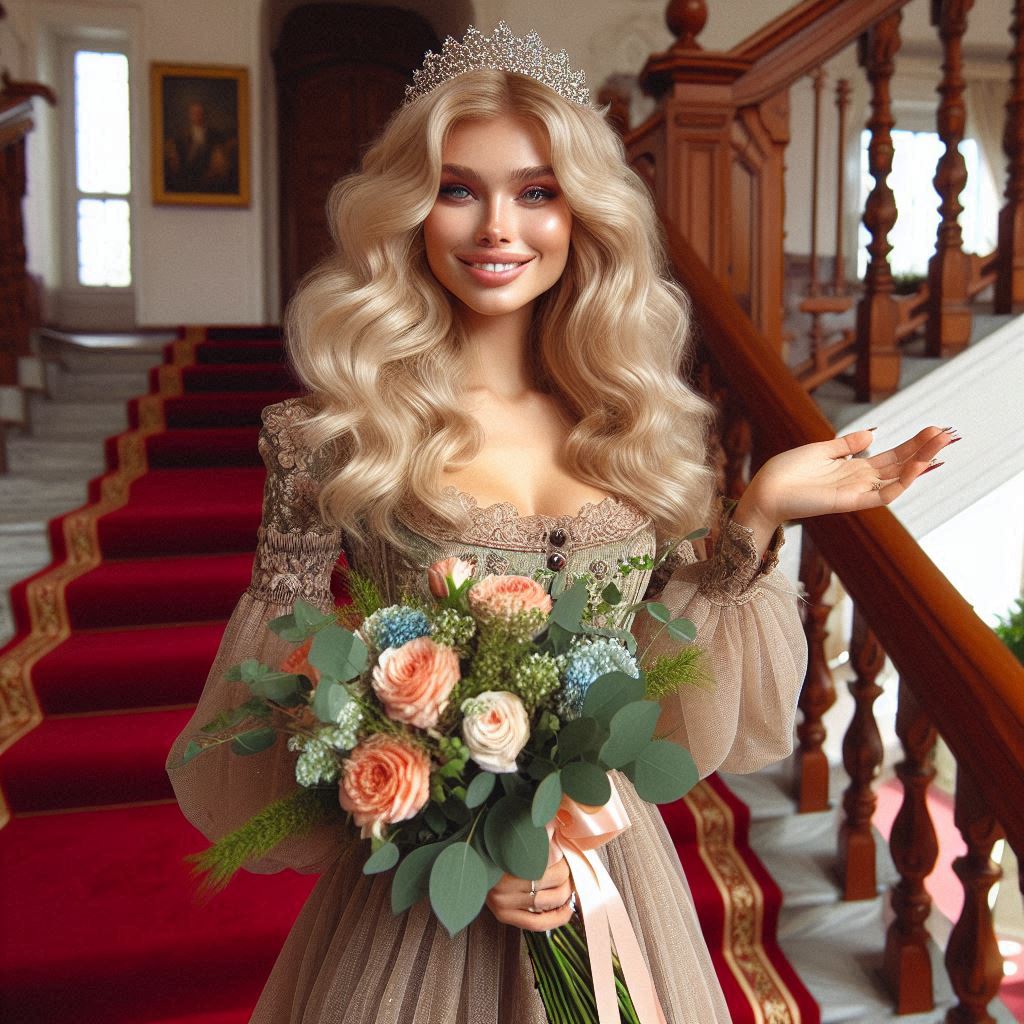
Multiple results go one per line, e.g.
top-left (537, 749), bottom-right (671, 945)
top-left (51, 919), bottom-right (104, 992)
top-left (165, 398), bottom-right (346, 874)
top-left (633, 502), bottom-right (807, 778)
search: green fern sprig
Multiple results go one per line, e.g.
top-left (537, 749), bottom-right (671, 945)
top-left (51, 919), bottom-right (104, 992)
top-left (186, 787), bottom-right (342, 892)
top-left (643, 646), bottom-right (711, 699)
top-left (343, 567), bottom-right (385, 618)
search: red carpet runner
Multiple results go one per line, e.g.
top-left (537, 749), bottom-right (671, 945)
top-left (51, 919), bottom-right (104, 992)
top-left (0, 327), bottom-right (819, 1024)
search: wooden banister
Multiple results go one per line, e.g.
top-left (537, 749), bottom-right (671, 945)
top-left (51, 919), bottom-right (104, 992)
top-left (661, 215), bottom-right (1024, 857)
top-left (642, 0), bottom-right (908, 106)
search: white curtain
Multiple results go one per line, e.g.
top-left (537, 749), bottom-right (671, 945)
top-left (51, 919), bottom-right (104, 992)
top-left (966, 77), bottom-right (1011, 249)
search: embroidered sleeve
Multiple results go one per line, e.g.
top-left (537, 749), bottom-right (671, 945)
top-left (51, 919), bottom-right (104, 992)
top-left (246, 398), bottom-right (344, 604)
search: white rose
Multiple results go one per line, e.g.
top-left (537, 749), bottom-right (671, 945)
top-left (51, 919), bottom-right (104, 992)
top-left (461, 691), bottom-right (530, 774)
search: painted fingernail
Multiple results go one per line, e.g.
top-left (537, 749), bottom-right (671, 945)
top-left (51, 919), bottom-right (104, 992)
top-left (867, 426), bottom-right (878, 431)
top-left (942, 426), bottom-right (956, 433)
top-left (947, 436), bottom-right (962, 445)
top-left (921, 461), bottom-right (945, 475)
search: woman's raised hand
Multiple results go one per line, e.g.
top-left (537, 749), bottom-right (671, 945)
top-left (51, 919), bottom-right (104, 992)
top-left (737, 425), bottom-right (959, 531)
top-left (485, 852), bottom-right (575, 932)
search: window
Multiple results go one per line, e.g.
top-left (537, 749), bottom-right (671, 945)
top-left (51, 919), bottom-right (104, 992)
top-left (857, 128), bottom-right (996, 279)
top-left (71, 49), bottom-right (131, 287)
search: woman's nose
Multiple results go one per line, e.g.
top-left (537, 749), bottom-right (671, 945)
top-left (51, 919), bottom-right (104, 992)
top-left (476, 195), bottom-right (513, 245)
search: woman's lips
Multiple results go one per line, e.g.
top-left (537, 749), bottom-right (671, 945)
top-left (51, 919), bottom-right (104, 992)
top-left (456, 256), bottom-right (534, 287)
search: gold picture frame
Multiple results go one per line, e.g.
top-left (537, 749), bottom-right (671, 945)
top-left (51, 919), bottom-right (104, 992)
top-left (150, 62), bottom-right (250, 207)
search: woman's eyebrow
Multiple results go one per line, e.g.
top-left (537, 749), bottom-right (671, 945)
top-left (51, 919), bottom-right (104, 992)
top-left (440, 163), bottom-right (556, 182)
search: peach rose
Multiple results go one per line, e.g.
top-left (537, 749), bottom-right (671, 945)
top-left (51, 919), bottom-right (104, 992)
top-left (371, 636), bottom-right (460, 729)
top-left (280, 636), bottom-right (320, 686)
top-left (461, 691), bottom-right (530, 773)
top-left (427, 556), bottom-right (475, 599)
top-left (339, 734), bottom-right (430, 839)
top-left (467, 575), bottom-right (553, 621)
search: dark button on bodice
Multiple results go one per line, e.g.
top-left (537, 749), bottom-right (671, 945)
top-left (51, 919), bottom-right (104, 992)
top-left (549, 527), bottom-right (568, 547)
top-left (546, 552), bottom-right (567, 571)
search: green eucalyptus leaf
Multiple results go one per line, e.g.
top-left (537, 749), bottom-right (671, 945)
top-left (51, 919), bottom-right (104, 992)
top-left (601, 582), bottom-right (622, 605)
top-left (484, 795), bottom-right (549, 879)
top-left (429, 842), bottom-right (490, 937)
top-left (556, 716), bottom-right (599, 763)
top-left (470, 829), bottom-right (505, 889)
top-left (183, 739), bottom-right (203, 764)
top-left (310, 624), bottom-right (368, 683)
top-left (294, 598), bottom-right (331, 632)
top-left (442, 797), bottom-right (471, 825)
top-left (541, 620), bottom-right (576, 657)
top-left (312, 680), bottom-right (351, 724)
top-left (247, 671), bottom-right (302, 703)
top-left (465, 771), bottom-right (497, 809)
top-left (631, 740), bottom-right (699, 804)
top-left (424, 803), bottom-right (447, 835)
top-left (560, 762), bottom-right (611, 806)
top-left (229, 727), bottom-right (277, 756)
top-left (685, 526), bottom-right (709, 542)
top-left (499, 772), bottom-right (529, 799)
top-left (531, 770), bottom-right (562, 827)
top-left (581, 672), bottom-right (645, 727)
top-left (391, 833), bottom-right (464, 915)
top-left (666, 618), bottom-right (697, 644)
top-left (549, 580), bottom-right (590, 632)
top-left (363, 842), bottom-right (400, 875)
top-left (267, 611), bottom-right (298, 637)
top-left (645, 602), bottom-right (671, 625)
top-left (599, 701), bottom-right (662, 769)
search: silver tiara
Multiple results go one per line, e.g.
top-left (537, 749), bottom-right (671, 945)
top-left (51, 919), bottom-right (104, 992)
top-left (403, 21), bottom-right (590, 107)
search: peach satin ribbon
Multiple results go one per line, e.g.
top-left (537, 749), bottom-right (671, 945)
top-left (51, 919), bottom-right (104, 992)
top-left (547, 778), bottom-right (668, 1024)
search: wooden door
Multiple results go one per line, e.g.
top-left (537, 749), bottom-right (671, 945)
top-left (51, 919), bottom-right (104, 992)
top-left (275, 4), bottom-right (437, 306)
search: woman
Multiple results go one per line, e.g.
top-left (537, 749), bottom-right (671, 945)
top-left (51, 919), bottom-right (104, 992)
top-left (167, 24), bottom-right (954, 1023)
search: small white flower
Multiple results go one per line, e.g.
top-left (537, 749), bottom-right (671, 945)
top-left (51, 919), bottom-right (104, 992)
top-left (461, 691), bottom-right (530, 774)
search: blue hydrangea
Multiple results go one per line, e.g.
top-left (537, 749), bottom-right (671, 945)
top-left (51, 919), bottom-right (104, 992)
top-left (361, 605), bottom-right (431, 651)
top-left (557, 638), bottom-right (640, 720)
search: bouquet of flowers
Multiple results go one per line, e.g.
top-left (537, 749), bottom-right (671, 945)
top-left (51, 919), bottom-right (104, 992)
top-left (183, 533), bottom-right (708, 1024)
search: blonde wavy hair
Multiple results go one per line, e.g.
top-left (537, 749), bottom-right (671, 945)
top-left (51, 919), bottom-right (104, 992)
top-left (285, 68), bottom-right (717, 556)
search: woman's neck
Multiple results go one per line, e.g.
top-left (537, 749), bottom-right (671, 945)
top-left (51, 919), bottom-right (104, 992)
top-left (458, 302), bottom-right (536, 398)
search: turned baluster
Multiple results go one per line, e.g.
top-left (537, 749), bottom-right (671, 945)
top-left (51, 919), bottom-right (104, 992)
top-left (926, 0), bottom-right (975, 357)
top-left (996, 0), bottom-right (1024, 313)
top-left (945, 768), bottom-right (1005, 1024)
top-left (884, 680), bottom-right (939, 1013)
top-left (855, 11), bottom-right (903, 400)
top-left (838, 604), bottom-right (884, 900)
top-left (832, 78), bottom-right (852, 295)
top-left (794, 531), bottom-right (836, 812)
top-left (720, 393), bottom-right (752, 500)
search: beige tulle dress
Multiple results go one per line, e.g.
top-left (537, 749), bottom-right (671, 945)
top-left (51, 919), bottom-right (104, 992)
top-left (166, 397), bottom-right (808, 1024)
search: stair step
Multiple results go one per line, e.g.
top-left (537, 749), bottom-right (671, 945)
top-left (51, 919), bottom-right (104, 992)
top-left (60, 551), bottom-right (252, 630)
top-left (26, 397), bottom-right (129, 439)
top-left (150, 391), bottom-right (296, 429)
top-left (153, 364), bottom-right (298, 394)
top-left (0, 708), bottom-right (193, 811)
top-left (6, 437), bottom-right (107, 478)
top-left (129, 427), bottom-right (262, 468)
top-left (0, 802), bottom-right (314, 1023)
top-left (194, 340), bottom-right (285, 364)
top-left (50, 370), bottom-right (152, 402)
top-left (32, 621), bottom-right (227, 714)
top-left (96, 478), bottom-right (262, 557)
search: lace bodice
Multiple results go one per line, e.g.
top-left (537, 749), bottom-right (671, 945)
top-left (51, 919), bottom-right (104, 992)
top-left (246, 397), bottom-right (786, 612)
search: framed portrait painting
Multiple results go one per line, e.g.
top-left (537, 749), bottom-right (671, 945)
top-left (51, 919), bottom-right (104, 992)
top-left (150, 63), bottom-right (251, 206)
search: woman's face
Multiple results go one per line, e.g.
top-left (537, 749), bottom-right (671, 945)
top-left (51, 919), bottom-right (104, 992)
top-left (422, 114), bottom-right (572, 320)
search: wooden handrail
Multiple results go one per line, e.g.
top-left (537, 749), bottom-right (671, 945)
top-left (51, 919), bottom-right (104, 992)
top-left (662, 216), bottom-right (1024, 854)
top-left (642, 0), bottom-right (909, 106)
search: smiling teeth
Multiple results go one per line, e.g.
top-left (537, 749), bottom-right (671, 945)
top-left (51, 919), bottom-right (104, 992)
top-left (469, 262), bottom-right (522, 272)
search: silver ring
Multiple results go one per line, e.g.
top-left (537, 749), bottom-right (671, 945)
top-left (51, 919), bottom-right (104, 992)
top-left (529, 879), bottom-right (539, 913)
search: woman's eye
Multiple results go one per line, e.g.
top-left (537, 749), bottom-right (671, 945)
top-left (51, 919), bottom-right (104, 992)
top-left (521, 187), bottom-right (555, 202)
top-left (440, 184), bottom-right (471, 199)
